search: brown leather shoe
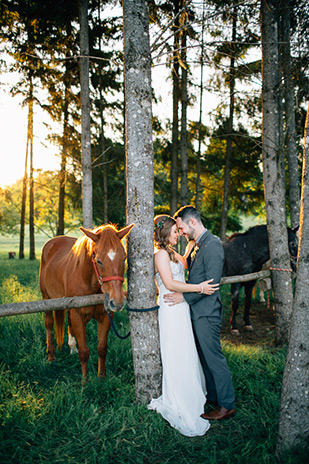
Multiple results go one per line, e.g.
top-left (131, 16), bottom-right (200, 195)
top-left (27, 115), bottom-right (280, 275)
top-left (201, 406), bottom-right (235, 421)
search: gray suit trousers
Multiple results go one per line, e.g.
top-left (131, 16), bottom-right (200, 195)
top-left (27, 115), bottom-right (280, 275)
top-left (192, 315), bottom-right (235, 410)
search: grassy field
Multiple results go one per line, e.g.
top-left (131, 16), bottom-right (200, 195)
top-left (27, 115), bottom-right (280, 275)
top-left (0, 230), bottom-right (82, 260)
top-left (0, 234), bottom-right (307, 464)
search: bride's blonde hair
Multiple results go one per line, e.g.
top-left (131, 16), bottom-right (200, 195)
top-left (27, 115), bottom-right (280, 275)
top-left (154, 215), bottom-right (178, 263)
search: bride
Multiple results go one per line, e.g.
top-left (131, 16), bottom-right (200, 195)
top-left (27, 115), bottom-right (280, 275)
top-left (148, 215), bottom-right (219, 437)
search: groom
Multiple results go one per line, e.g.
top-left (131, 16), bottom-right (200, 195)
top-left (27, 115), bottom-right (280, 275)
top-left (164, 205), bottom-right (235, 420)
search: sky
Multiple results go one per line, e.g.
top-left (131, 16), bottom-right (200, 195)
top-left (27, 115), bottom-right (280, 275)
top-left (0, 75), bottom-right (60, 188)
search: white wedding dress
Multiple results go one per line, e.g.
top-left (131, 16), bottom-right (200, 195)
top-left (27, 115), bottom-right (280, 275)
top-left (148, 260), bottom-right (210, 437)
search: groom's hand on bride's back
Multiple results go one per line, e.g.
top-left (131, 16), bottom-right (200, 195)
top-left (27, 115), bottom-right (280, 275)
top-left (163, 292), bottom-right (184, 306)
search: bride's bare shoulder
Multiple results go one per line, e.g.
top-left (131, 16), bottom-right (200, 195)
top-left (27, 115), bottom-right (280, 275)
top-left (155, 248), bottom-right (168, 257)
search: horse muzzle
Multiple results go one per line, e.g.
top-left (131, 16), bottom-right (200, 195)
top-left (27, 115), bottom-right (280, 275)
top-left (104, 293), bottom-right (126, 313)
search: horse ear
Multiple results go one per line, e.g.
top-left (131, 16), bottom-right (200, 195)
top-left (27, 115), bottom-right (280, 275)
top-left (117, 223), bottom-right (134, 240)
top-left (80, 227), bottom-right (99, 242)
top-left (288, 225), bottom-right (299, 237)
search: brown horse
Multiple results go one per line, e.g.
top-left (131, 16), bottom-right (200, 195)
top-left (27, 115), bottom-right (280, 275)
top-left (39, 223), bottom-right (134, 378)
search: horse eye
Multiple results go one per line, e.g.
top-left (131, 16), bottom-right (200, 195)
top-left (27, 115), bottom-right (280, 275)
top-left (97, 259), bottom-right (103, 267)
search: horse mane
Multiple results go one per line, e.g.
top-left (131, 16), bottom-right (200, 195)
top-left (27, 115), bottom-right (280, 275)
top-left (71, 224), bottom-right (121, 266)
top-left (228, 232), bottom-right (242, 239)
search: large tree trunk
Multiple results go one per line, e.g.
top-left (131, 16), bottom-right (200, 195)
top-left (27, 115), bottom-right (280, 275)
top-left (170, 0), bottom-right (180, 216)
top-left (281, 0), bottom-right (300, 228)
top-left (28, 77), bottom-right (35, 260)
top-left (276, 103), bottom-right (309, 455)
top-left (261, 0), bottom-right (293, 345)
top-left (220, 6), bottom-right (237, 241)
top-left (79, 0), bottom-right (93, 228)
top-left (123, 0), bottom-right (161, 404)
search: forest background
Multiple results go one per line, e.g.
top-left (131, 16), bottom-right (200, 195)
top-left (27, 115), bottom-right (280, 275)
top-left (0, 0), bottom-right (307, 252)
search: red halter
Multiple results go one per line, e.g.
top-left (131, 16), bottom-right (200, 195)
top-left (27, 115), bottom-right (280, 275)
top-left (91, 253), bottom-right (124, 287)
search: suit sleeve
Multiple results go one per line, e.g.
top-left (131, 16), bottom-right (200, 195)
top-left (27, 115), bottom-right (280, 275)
top-left (183, 238), bottom-right (224, 305)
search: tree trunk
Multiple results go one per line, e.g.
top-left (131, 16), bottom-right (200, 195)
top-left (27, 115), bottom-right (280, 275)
top-left (123, 0), bottom-right (161, 403)
top-left (99, 82), bottom-right (108, 224)
top-left (195, 0), bottom-right (205, 211)
top-left (180, 17), bottom-right (188, 208)
top-left (79, 0), bottom-right (93, 228)
top-left (281, 0), bottom-right (301, 228)
top-left (19, 105), bottom-right (29, 260)
top-left (28, 77), bottom-right (35, 260)
top-left (179, 3), bottom-right (188, 254)
top-left (220, 6), bottom-right (237, 241)
top-left (261, 0), bottom-right (293, 345)
top-left (170, 0), bottom-right (180, 216)
top-left (276, 103), bottom-right (309, 455)
top-left (57, 80), bottom-right (69, 236)
top-left (97, 3), bottom-right (108, 224)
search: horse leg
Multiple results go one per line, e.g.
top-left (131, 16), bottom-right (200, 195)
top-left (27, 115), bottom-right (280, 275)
top-left (67, 310), bottom-right (78, 354)
top-left (243, 281), bottom-right (255, 331)
top-left (45, 311), bottom-right (56, 361)
top-left (54, 309), bottom-right (65, 350)
top-left (258, 280), bottom-right (266, 304)
top-left (69, 309), bottom-right (89, 379)
top-left (230, 283), bottom-right (240, 335)
top-left (97, 312), bottom-right (111, 377)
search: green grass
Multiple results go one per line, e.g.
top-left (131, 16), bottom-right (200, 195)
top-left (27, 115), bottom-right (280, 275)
top-left (0, 235), bottom-right (307, 464)
top-left (0, 229), bottom-right (83, 260)
top-left (0, 233), bottom-right (49, 259)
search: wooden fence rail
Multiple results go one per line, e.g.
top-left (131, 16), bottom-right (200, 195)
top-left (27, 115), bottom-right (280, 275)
top-left (0, 294), bottom-right (105, 318)
top-left (0, 270), bottom-right (271, 319)
top-left (220, 269), bottom-right (271, 285)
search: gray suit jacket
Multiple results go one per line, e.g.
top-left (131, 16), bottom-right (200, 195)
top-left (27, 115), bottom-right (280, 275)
top-left (183, 230), bottom-right (224, 320)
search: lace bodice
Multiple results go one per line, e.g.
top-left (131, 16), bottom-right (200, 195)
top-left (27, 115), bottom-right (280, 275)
top-left (156, 259), bottom-right (185, 290)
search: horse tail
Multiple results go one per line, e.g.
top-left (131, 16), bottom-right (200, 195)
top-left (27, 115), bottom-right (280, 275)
top-left (54, 310), bottom-right (66, 350)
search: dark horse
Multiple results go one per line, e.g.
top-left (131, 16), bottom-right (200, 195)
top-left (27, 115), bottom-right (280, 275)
top-left (222, 225), bottom-right (298, 335)
top-left (39, 223), bottom-right (134, 378)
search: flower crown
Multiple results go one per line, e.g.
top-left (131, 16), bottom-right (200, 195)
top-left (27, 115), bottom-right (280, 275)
top-left (155, 217), bottom-right (168, 229)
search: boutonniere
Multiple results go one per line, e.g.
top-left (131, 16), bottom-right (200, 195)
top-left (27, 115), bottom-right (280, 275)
top-left (191, 243), bottom-right (199, 261)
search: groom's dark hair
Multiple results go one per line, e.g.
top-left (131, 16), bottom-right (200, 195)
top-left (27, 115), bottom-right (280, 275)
top-left (174, 205), bottom-right (202, 224)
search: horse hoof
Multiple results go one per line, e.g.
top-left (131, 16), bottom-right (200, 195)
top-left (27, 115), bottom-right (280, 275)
top-left (244, 325), bottom-right (253, 331)
top-left (231, 329), bottom-right (240, 336)
top-left (48, 355), bottom-right (56, 362)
